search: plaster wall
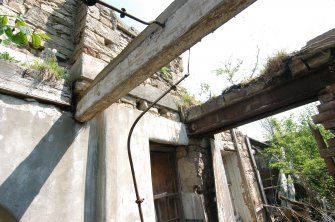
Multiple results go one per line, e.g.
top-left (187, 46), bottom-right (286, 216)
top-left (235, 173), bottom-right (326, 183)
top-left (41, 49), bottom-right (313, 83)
top-left (0, 94), bottom-right (193, 221)
top-left (0, 94), bottom-right (98, 222)
top-left (100, 103), bottom-right (188, 221)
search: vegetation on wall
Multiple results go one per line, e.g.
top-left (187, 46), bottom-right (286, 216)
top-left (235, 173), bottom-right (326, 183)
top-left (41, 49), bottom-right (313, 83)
top-left (260, 50), bottom-right (288, 76)
top-left (211, 49), bottom-right (288, 96)
top-left (159, 66), bottom-right (172, 80)
top-left (0, 51), bottom-right (17, 62)
top-left (30, 48), bottom-right (69, 81)
top-left (177, 87), bottom-right (200, 108)
top-left (0, 15), bottom-right (69, 82)
top-left (0, 15), bottom-right (49, 49)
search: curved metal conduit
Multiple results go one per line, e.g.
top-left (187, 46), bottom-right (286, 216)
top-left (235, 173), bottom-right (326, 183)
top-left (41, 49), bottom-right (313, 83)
top-left (127, 48), bottom-right (191, 221)
top-left (81, 1), bottom-right (189, 219)
top-left (81, 0), bottom-right (165, 27)
top-left (127, 72), bottom-right (189, 221)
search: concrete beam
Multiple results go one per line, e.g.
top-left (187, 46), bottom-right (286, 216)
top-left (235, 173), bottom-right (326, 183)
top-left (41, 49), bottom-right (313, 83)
top-left (129, 84), bottom-right (180, 111)
top-left (75, 0), bottom-right (256, 122)
top-left (187, 66), bottom-right (335, 135)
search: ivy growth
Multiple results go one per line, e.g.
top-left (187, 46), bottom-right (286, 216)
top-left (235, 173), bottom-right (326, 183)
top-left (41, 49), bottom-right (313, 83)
top-left (0, 15), bottom-right (49, 49)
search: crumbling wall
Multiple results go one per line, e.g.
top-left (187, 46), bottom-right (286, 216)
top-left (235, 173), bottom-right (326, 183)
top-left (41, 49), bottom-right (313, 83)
top-left (176, 138), bottom-right (218, 221)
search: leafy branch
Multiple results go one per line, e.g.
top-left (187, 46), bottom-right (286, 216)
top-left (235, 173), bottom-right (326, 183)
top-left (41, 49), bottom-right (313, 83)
top-left (213, 46), bottom-right (261, 85)
top-left (0, 15), bottom-right (49, 49)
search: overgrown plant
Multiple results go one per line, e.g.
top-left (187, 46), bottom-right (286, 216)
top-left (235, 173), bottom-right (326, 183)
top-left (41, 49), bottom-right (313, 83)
top-left (199, 82), bottom-right (211, 100)
top-left (214, 46), bottom-right (260, 86)
top-left (0, 51), bottom-right (17, 62)
top-left (178, 88), bottom-right (200, 108)
top-left (159, 66), bottom-right (172, 79)
top-left (260, 50), bottom-right (288, 76)
top-left (262, 105), bottom-right (335, 206)
top-left (31, 48), bottom-right (69, 81)
top-left (0, 15), bottom-right (49, 49)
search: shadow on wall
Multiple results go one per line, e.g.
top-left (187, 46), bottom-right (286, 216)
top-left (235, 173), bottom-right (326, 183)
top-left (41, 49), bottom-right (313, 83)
top-left (84, 113), bottom-right (106, 222)
top-left (0, 113), bottom-right (80, 220)
top-left (0, 204), bottom-right (18, 222)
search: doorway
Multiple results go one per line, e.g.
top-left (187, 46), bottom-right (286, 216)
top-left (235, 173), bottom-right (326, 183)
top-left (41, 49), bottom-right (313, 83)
top-left (150, 143), bottom-right (182, 222)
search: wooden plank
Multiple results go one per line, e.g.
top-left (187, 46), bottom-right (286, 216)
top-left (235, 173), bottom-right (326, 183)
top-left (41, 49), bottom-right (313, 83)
top-left (321, 119), bottom-right (335, 130)
top-left (327, 138), bottom-right (335, 147)
top-left (309, 125), bottom-right (335, 179)
top-left (187, 67), bottom-right (335, 135)
top-left (325, 84), bottom-right (335, 93)
top-left (319, 147), bottom-right (335, 158)
top-left (312, 110), bottom-right (335, 124)
top-left (75, 0), bottom-right (256, 122)
top-left (306, 49), bottom-right (332, 69)
top-left (289, 59), bottom-right (309, 77)
top-left (231, 130), bottom-right (258, 221)
top-left (317, 100), bottom-right (335, 112)
top-left (210, 138), bottom-right (235, 222)
top-left (245, 137), bottom-right (268, 209)
top-left (0, 60), bottom-right (71, 108)
top-left (319, 93), bottom-right (335, 104)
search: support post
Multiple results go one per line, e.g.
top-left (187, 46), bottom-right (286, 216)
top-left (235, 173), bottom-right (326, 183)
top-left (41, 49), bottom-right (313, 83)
top-left (309, 124), bottom-right (335, 179)
top-left (210, 138), bottom-right (235, 221)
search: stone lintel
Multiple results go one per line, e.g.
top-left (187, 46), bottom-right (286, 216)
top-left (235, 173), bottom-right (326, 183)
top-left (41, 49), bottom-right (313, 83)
top-left (70, 53), bottom-right (107, 82)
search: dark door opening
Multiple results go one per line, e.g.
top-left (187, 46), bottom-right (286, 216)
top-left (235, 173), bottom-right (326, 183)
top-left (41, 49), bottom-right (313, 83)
top-left (150, 143), bottom-right (182, 222)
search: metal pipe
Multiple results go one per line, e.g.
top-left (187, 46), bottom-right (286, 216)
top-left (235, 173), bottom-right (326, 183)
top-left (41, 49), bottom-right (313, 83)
top-left (96, 0), bottom-right (165, 28)
top-left (127, 73), bottom-right (189, 222)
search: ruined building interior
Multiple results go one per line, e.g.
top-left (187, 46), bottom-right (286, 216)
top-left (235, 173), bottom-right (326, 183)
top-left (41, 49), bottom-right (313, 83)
top-left (0, 0), bottom-right (334, 221)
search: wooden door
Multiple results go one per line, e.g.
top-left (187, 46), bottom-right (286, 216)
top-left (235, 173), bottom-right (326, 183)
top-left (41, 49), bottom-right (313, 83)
top-left (150, 148), bottom-right (181, 222)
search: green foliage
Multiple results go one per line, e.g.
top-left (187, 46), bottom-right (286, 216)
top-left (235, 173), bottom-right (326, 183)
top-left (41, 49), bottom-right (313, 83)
top-left (178, 88), bottom-right (200, 108)
top-left (214, 58), bottom-right (243, 84)
top-left (199, 82), bottom-right (211, 99)
top-left (0, 51), bottom-right (17, 62)
top-left (262, 105), bottom-right (335, 201)
top-left (0, 15), bottom-right (49, 49)
top-left (31, 49), bottom-right (69, 80)
top-left (159, 66), bottom-right (172, 79)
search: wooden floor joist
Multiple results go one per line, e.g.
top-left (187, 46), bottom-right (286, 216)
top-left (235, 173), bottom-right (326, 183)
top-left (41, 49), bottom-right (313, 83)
top-left (75, 0), bottom-right (256, 122)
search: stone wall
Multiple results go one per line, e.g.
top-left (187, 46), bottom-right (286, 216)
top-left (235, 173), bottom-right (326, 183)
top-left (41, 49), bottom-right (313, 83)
top-left (176, 138), bottom-right (218, 221)
top-left (0, 0), bottom-right (184, 121)
top-left (73, 2), bottom-right (137, 63)
top-left (0, 0), bottom-right (79, 63)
